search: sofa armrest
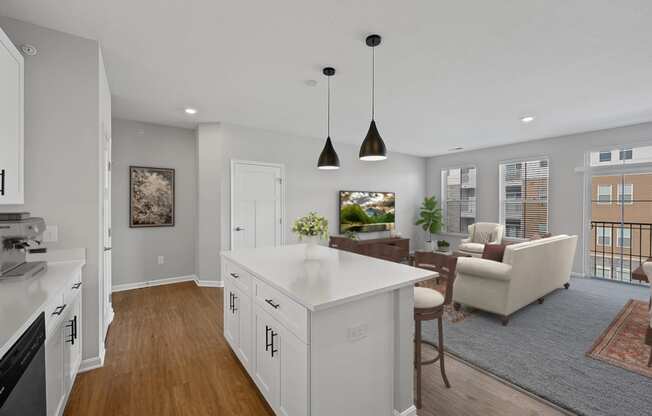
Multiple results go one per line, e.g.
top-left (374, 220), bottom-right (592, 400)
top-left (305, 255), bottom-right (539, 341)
top-left (457, 257), bottom-right (513, 281)
top-left (460, 237), bottom-right (471, 244)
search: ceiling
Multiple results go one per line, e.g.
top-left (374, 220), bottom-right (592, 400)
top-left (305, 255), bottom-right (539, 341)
top-left (1, 1), bottom-right (652, 157)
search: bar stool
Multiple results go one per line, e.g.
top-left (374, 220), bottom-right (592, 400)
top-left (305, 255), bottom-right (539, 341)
top-left (413, 252), bottom-right (457, 409)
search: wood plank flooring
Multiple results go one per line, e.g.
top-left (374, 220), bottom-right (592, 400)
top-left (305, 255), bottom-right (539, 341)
top-left (64, 282), bottom-right (568, 416)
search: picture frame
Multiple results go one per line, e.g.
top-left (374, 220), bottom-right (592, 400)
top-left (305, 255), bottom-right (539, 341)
top-left (129, 166), bottom-right (175, 228)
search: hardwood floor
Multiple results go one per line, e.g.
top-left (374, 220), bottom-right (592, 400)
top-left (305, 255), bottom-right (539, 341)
top-left (64, 282), bottom-right (568, 416)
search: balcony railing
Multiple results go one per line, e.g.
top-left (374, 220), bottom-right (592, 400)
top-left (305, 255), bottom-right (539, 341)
top-left (590, 221), bottom-right (651, 284)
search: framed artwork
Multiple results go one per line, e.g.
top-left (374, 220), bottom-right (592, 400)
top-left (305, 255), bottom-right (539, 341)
top-left (129, 166), bottom-right (175, 227)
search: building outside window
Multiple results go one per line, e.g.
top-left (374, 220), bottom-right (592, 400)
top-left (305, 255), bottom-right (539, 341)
top-left (597, 185), bottom-right (612, 204)
top-left (619, 148), bottom-right (633, 160)
top-left (596, 226), bottom-right (611, 246)
top-left (617, 184), bottom-right (633, 204)
top-left (617, 227), bottom-right (631, 248)
top-left (441, 167), bottom-right (476, 234)
top-left (599, 151), bottom-right (612, 162)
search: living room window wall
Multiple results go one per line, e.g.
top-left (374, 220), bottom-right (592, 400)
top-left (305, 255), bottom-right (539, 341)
top-left (498, 158), bottom-right (549, 239)
top-left (589, 144), bottom-right (652, 284)
top-left (441, 167), bottom-right (477, 234)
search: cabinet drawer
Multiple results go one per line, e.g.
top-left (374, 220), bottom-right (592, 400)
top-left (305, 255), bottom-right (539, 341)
top-left (45, 293), bottom-right (66, 337)
top-left (255, 279), bottom-right (308, 344)
top-left (224, 261), bottom-right (252, 296)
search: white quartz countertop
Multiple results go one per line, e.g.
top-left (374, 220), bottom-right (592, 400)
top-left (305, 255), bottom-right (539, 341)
top-left (0, 260), bottom-right (85, 359)
top-left (221, 244), bottom-right (436, 311)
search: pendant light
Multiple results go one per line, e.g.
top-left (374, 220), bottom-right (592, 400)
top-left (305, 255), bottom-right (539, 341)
top-left (317, 67), bottom-right (340, 170)
top-left (359, 34), bottom-right (387, 161)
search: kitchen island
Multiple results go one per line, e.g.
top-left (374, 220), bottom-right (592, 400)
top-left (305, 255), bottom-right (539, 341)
top-left (221, 244), bottom-right (436, 416)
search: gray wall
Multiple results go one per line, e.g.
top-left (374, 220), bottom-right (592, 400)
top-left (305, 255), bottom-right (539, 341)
top-left (426, 121), bottom-right (652, 274)
top-left (0, 17), bottom-right (103, 361)
top-left (197, 123), bottom-right (428, 282)
top-left (111, 119), bottom-right (197, 287)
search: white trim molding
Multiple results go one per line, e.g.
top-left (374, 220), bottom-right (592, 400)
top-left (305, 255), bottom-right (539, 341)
top-left (79, 347), bottom-right (106, 373)
top-left (112, 275), bottom-right (197, 292)
top-left (394, 405), bottom-right (417, 416)
top-left (195, 279), bottom-right (223, 288)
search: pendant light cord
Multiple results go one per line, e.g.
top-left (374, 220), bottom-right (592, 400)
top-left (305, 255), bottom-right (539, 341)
top-left (371, 47), bottom-right (375, 120)
top-left (327, 75), bottom-right (331, 137)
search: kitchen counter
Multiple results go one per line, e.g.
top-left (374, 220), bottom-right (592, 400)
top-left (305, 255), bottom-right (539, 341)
top-left (221, 243), bottom-right (434, 311)
top-left (0, 259), bottom-right (85, 359)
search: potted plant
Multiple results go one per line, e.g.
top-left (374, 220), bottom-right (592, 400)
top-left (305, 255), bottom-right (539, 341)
top-left (437, 239), bottom-right (450, 252)
top-left (344, 230), bottom-right (359, 240)
top-left (292, 212), bottom-right (329, 259)
top-left (415, 196), bottom-right (443, 251)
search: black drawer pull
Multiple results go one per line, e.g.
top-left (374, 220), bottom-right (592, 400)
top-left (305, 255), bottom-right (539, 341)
top-left (265, 325), bottom-right (272, 351)
top-left (271, 331), bottom-right (278, 357)
top-left (230, 273), bottom-right (239, 279)
top-left (265, 299), bottom-right (280, 309)
top-left (72, 282), bottom-right (82, 289)
top-left (0, 169), bottom-right (5, 196)
top-left (232, 294), bottom-right (238, 313)
top-left (51, 304), bottom-right (67, 316)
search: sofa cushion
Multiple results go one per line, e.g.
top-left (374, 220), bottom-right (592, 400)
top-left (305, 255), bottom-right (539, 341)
top-left (457, 257), bottom-right (512, 281)
top-left (482, 244), bottom-right (506, 262)
top-left (414, 287), bottom-right (445, 309)
top-left (458, 242), bottom-right (485, 254)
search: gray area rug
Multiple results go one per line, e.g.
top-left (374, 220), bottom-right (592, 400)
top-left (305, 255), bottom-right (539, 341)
top-left (422, 278), bottom-right (652, 416)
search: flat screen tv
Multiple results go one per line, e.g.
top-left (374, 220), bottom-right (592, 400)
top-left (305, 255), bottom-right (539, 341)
top-left (339, 191), bottom-right (395, 233)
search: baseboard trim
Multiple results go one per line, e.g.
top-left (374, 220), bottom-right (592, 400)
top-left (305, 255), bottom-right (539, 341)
top-left (393, 405), bottom-right (417, 416)
top-left (79, 347), bottom-right (106, 373)
top-left (112, 275), bottom-right (197, 292)
top-left (195, 279), bottom-right (223, 288)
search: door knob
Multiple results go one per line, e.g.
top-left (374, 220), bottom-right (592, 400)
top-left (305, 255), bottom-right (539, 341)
top-left (235, 226), bottom-right (245, 231)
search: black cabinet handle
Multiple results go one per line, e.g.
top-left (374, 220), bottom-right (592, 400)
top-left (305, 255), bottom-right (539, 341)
top-left (72, 282), bottom-right (82, 289)
top-left (232, 294), bottom-right (238, 313)
top-left (0, 169), bottom-right (5, 196)
top-left (265, 299), bottom-right (280, 309)
top-left (265, 325), bottom-right (272, 351)
top-left (52, 304), bottom-right (67, 316)
top-left (230, 273), bottom-right (239, 279)
top-left (271, 331), bottom-right (278, 357)
top-left (229, 292), bottom-right (234, 312)
top-left (73, 315), bottom-right (78, 340)
top-left (65, 318), bottom-right (75, 345)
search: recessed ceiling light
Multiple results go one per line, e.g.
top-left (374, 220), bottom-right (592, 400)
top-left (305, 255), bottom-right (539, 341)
top-left (520, 115), bottom-right (535, 124)
top-left (184, 108), bottom-right (197, 115)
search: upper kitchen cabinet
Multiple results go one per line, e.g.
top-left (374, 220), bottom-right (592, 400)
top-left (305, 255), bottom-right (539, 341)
top-left (0, 26), bottom-right (24, 204)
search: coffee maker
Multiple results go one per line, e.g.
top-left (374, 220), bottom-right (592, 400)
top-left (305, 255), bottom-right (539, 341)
top-left (0, 214), bottom-right (47, 278)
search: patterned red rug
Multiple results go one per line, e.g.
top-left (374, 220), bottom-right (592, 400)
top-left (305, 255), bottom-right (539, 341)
top-left (587, 299), bottom-right (652, 378)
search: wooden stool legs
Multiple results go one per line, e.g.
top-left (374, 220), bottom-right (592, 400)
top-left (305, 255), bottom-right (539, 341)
top-left (415, 316), bottom-right (450, 409)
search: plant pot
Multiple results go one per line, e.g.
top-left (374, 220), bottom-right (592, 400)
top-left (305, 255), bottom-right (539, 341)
top-left (424, 241), bottom-right (435, 252)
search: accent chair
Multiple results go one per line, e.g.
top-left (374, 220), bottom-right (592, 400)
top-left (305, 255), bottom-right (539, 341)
top-left (457, 222), bottom-right (505, 257)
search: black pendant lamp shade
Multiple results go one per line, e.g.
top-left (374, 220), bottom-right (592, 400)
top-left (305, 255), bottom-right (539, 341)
top-left (318, 67), bottom-right (340, 170)
top-left (359, 34), bottom-right (387, 161)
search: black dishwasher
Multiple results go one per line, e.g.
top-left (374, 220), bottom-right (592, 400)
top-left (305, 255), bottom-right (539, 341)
top-left (0, 313), bottom-right (46, 416)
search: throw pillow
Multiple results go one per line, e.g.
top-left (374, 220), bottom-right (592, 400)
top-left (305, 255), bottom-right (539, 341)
top-left (473, 230), bottom-right (493, 244)
top-left (482, 244), bottom-right (506, 262)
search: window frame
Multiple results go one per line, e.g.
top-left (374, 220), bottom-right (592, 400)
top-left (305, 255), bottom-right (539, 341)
top-left (596, 184), bottom-right (612, 205)
top-left (498, 157), bottom-right (550, 240)
top-left (596, 226), bottom-right (612, 247)
top-left (616, 227), bottom-right (631, 248)
top-left (617, 183), bottom-right (633, 205)
top-left (440, 165), bottom-right (477, 236)
top-left (599, 151), bottom-right (612, 162)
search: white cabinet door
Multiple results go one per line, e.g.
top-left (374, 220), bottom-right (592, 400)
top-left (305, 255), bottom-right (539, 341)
top-left (64, 296), bottom-right (82, 389)
top-left (253, 305), bottom-right (280, 409)
top-left (278, 326), bottom-right (308, 416)
top-left (236, 290), bottom-right (252, 371)
top-left (45, 321), bottom-right (64, 416)
top-left (0, 26), bottom-right (24, 204)
top-left (223, 280), bottom-right (239, 349)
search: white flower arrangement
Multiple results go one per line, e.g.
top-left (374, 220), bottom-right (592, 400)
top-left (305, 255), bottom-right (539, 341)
top-left (292, 212), bottom-right (329, 240)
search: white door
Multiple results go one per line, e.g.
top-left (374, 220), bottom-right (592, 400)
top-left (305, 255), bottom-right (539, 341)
top-left (0, 27), bottom-right (24, 204)
top-left (102, 132), bottom-right (113, 337)
top-left (231, 161), bottom-right (283, 250)
top-left (253, 306), bottom-right (281, 408)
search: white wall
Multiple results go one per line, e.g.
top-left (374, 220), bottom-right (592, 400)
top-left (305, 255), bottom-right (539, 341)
top-left (111, 119), bottom-right (197, 287)
top-left (0, 17), bottom-right (103, 361)
top-left (426, 121), bottom-right (652, 274)
top-left (197, 123), bottom-right (428, 282)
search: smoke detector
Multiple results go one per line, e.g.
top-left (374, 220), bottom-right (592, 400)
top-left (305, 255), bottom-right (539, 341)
top-left (21, 44), bottom-right (38, 56)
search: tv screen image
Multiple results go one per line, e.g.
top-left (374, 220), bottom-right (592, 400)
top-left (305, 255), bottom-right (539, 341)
top-left (339, 191), bottom-right (395, 233)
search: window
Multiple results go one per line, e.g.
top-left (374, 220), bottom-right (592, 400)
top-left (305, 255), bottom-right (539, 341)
top-left (597, 185), bottom-right (612, 204)
top-left (617, 184), bottom-right (633, 204)
top-left (499, 158), bottom-right (549, 239)
top-left (596, 226), bottom-right (611, 246)
top-left (441, 167), bottom-right (477, 234)
top-left (617, 227), bottom-right (631, 248)
top-left (599, 151), bottom-right (612, 162)
top-left (619, 149), bottom-right (633, 160)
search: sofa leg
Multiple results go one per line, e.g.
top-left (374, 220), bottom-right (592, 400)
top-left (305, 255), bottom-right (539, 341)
top-left (538, 297), bottom-right (544, 304)
top-left (564, 282), bottom-right (570, 290)
top-left (501, 315), bottom-right (510, 326)
top-left (453, 302), bottom-right (461, 311)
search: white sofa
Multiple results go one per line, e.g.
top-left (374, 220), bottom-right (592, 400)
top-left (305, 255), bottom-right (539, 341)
top-left (453, 235), bottom-right (578, 325)
top-left (457, 222), bottom-right (505, 257)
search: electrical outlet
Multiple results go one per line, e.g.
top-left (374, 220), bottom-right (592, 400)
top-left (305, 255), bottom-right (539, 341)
top-left (157, 256), bottom-right (165, 265)
top-left (43, 225), bottom-right (58, 243)
top-left (347, 324), bottom-right (368, 342)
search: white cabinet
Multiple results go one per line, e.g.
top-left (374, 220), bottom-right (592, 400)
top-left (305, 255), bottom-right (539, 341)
top-left (0, 26), bottom-right (24, 204)
top-left (45, 274), bottom-right (83, 416)
top-left (253, 305), bottom-right (280, 408)
top-left (224, 278), bottom-right (252, 371)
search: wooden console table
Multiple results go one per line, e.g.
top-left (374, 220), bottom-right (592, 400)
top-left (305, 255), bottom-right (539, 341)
top-left (329, 236), bottom-right (410, 261)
